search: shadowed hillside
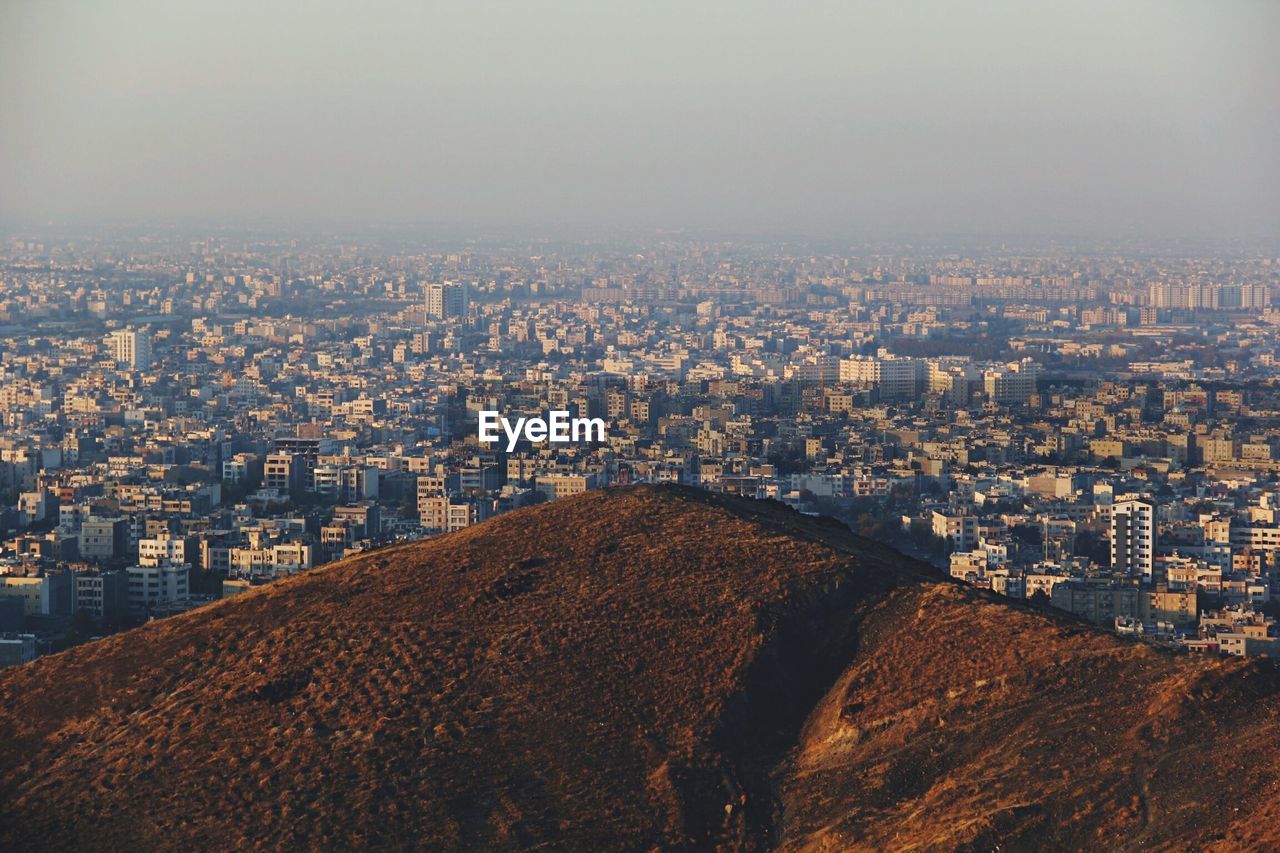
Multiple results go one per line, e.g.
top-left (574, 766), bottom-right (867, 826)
top-left (2, 485), bottom-right (1279, 851)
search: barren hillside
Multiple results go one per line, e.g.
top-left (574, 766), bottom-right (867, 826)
top-left (1, 485), bottom-right (1278, 851)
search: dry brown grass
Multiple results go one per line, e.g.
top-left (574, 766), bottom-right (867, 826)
top-left (1, 485), bottom-right (1278, 851)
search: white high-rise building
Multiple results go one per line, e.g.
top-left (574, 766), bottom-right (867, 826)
top-left (108, 329), bottom-right (152, 369)
top-left (425, 282), bottom-right (468, 320)
top-left (1111, 499), bottom-right (1155, 579)
top-left (838, 354), bottom-right (923, 399)
top-left (983, 359), bottom-right (1041, 405)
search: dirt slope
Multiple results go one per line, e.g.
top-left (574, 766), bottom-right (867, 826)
top-left (1, 485), bottom-right (1278, 851)
top-left (779, 582), bottom-right (1280, 851)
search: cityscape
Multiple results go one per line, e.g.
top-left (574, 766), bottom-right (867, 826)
top-left (4, 1), bottom-right (1280, 848)
top-left (3, 232), bottom-right (1280, 665)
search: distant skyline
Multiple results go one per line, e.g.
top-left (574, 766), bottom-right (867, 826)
top-left (2, 1), bottom-right (1277, 241)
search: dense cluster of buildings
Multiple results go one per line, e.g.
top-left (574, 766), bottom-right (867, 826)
top-left (2, 233), bottom-right (1280, 665)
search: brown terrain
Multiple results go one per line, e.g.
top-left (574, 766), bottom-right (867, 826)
top-left (3, 484), bottom-right (1280, 851)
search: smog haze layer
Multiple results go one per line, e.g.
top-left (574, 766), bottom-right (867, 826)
top-left (2, 1), bottom-right (1277, 242)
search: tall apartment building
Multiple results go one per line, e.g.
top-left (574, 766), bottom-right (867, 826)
top-left (1111, 499), bottom-right (1156, 580)
top-left (263, 453), bottom-right (303, 493)
top-left (879, 357), bottom-right (924, 400)
top-left (137, 535), bottom-right (195, 567)
top-left (983, 359), bottom-right (1042, 405)
top-left (839, 355), bottom-right (923, 400)
top-left (1051, 580), bottom-right (1195, 627)
top-left (262, 436), bottom-right (336, 493)
top-left (228, 542), bottom-right (313, 577)
top-left (126, 563), bottom-right (190, 614)
top-left (80, 517), bottom-right (129, 562)
top-left (931, 510), bottom-right (979, 552)
top-left (419, 495), bottom-right (478, 533)
top-left (425, 282), bottom-right (468, 320)
top-left (75, 571), bottom-right (129, 621)
top-left (107, 329), bottom-right (152, 369)
top-left (1147, 282), bottom-right (1270, 311)
top-left (927, 360), bottom-right (980, 403)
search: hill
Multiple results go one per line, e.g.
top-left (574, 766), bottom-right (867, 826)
top-left (2, 485), bottom-right (1280, 850)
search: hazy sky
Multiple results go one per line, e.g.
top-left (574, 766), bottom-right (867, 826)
top-left (2, 1), bottom-right (1277, 240)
